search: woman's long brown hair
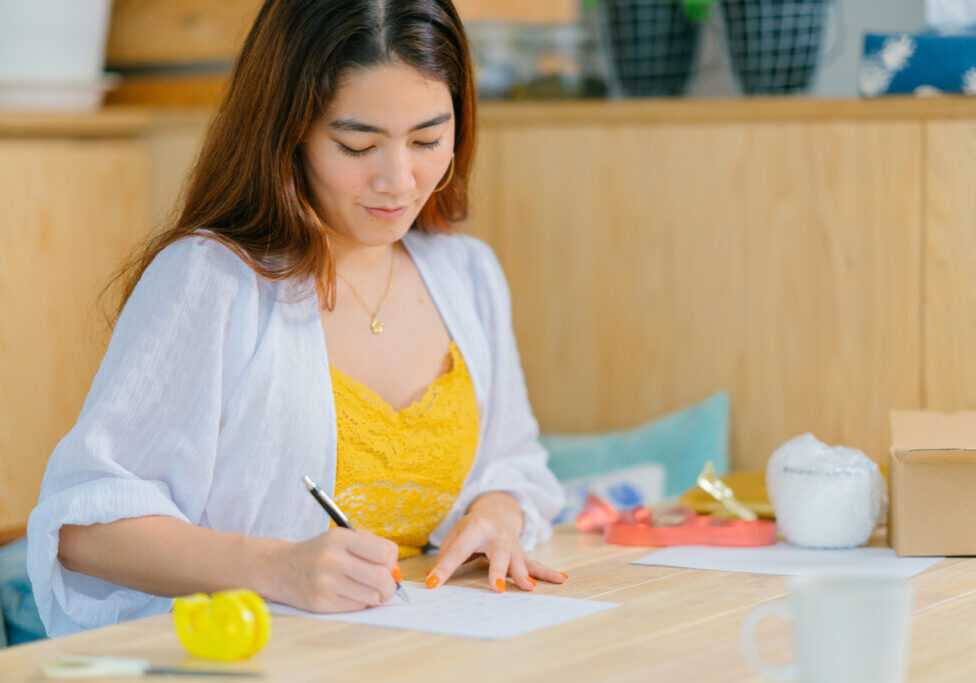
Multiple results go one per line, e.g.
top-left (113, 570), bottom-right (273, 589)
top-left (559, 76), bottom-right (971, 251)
top-left (112, 0), bottom-right (476, 320)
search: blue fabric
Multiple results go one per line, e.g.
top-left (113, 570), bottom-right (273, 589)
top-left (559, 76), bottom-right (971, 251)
top-left (541, 391), bottom-right (730, 523)
top-left (860, 26), bottom-right (976, 96)
top-left (0, 539), bottom-right (45, 646)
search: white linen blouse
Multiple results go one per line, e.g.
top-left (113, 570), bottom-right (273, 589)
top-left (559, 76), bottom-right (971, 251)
top-left (27, 229), bottom-right (564, 637)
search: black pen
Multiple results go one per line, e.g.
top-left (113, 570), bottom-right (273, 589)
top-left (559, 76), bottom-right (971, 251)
top-left (302, 475), bottom-right (410, 604)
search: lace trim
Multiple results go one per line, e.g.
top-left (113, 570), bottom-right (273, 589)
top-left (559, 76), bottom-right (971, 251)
top-left (331, 342), bottom-right (480, 558)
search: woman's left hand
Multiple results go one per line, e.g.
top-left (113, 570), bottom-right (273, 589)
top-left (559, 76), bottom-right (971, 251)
top-left (425, 492), bottom-right (568, 593)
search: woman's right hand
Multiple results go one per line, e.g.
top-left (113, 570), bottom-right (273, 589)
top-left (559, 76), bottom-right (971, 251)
top-left (56, 517), bottom-right (399, 612)
top-left (276, 527), bottom-right (400, 612)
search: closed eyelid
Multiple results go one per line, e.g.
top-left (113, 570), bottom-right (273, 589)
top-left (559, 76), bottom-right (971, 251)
top-left (335, 141), bottom-right (373, 157)
top-left (335, 136), bottom-right (441, 153)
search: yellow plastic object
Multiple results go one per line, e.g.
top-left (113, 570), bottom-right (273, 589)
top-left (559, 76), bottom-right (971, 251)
top-left (679, 471), bottom-right (774, 518)
top-left (173, 589), bottom-right (270, 661)
top-left (697, 461), bottom-right (757, 521)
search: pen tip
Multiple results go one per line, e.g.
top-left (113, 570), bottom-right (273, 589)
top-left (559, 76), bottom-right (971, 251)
top-left (302, 475), bottom-right (315, 491)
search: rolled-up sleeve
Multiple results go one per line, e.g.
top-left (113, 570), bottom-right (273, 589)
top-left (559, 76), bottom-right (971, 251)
top-left (26, 236), bottom-right (257, 636)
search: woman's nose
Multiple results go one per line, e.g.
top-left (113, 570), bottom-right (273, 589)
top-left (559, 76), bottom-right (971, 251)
top-left (372, 147), bottom-right (416, 196)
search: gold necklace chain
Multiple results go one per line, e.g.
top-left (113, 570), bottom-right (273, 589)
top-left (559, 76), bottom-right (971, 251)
top-left (336, 245), bottom-right (396, 334)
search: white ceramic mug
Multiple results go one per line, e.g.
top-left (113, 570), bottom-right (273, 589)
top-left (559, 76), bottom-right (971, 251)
top-left (740, 575), bottom-right (913, 683)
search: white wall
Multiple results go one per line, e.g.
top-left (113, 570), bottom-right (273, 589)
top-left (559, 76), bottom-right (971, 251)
top-left (686, 0), bottom-right (926, 97)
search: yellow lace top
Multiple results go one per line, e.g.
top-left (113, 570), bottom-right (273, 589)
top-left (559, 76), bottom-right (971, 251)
top-left (330, 342), bottom-right (480, 559)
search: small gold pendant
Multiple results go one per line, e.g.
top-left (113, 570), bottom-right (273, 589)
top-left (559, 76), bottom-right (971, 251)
top-left (370, 318), bottom-right (384, 334)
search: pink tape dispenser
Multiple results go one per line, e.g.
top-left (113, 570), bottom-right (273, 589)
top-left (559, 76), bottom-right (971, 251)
top-left (575, 494), bottom-right (777, 547)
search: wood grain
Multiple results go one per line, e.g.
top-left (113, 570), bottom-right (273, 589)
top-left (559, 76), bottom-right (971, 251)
top-left (107, 0), bottom-right (261, 67)
top-left (0, 138), bottom-right (149, 530)
top-left (0, 526), bottom-right (971, 682)
top-left (106, 0), bottom-right (578, 68)
top-left (922, 121), bottom-right (976, 411)
top-left (105, 74), bottom-right (230, 108)
top-left (0, 98), bottom-right (969, 530)
top-left (0, 108), bottom-right (151, 137)
top-left (456, 0), bottom-right (578, 22)
top-left (479, 97), bottom-right (976, 125)
top-left (469, 119), bottom-right (923, 468)
top-left (145, 111), bottom-right (213, 229)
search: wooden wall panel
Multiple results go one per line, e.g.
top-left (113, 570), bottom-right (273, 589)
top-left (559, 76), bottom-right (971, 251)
top-left (0, 102), bottom-right (934, 535)
top-left (923, 121), bottom-right (976, 410)
top-left (0, 140), bottom-right (149, 530)
top-left (107, 0), bottom-right (262, 67)
top-left (456, 0), bottom-right (577, 22)
top-left (147, 112), bottom-right (212, 229)
top-left (2, 101), bottom-right (965, 534)
top-left (468, 121), bottom-right (923, 469)
top-left (107, 0), bottom-right (577, 67)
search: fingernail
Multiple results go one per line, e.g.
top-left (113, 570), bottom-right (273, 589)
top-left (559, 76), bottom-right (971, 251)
top-left (559, 572), bottom-right (569, 580)
top-left (495, 578), bottom-right (506, 593)
top-left (426, 574), bottom-right (440, 589)
top-left (527, 577), bottom-right (536, 588)
top-left (392, 565), bottom-right (403, 583)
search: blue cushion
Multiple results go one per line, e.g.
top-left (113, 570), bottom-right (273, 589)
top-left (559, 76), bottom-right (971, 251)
top-left (860, 26), bottom-right (976, 96)
top-left (0, 538), bottom-right (46, 646)
top-left (0, 592), bottom-right (6, 648)
top-left (541, 391), bottom-right (730, 523)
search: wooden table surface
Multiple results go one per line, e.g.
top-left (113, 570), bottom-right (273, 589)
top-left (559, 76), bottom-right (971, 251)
top-left (1, 526), bottom-right (974, 682)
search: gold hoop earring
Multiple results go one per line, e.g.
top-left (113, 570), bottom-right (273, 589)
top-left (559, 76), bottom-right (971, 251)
top-left (434, 154), bottom-right (455, 193)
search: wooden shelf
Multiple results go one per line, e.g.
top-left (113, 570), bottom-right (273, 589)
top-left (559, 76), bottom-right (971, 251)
top-left (0, 107), bottom-right (152, 137)
top-left (5, 96), bottom-right (971, 139)
top-left (478, 96), bottom-right (976, 126)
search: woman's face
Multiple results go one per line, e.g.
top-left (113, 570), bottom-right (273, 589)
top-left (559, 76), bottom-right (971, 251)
top-left (301, 60), bottom-right (456, 249)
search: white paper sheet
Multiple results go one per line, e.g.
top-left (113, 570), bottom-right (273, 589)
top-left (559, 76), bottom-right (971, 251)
top-left (633, 543), bottom-right (942, 578)
top-left (269, 581), bottom-right (617, 640)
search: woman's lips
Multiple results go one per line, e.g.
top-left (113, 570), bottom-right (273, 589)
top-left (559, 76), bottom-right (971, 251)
top-left (364, 205), bottom-right (407, 220)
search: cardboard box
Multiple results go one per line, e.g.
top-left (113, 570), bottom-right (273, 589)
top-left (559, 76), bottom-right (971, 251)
top-left (889, 410), bottom-right (976, 556)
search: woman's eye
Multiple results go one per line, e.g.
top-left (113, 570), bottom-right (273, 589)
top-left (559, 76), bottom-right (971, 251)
top-left (415, 138), bottom-right (442, 150)
top-left (337, 143), bottom-right (373, 157)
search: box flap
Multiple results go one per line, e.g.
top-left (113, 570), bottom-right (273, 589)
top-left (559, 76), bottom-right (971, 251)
top-left (890, 410), bottom-right (976, 450)
top-left (899, 448), bottom-right (976, 464)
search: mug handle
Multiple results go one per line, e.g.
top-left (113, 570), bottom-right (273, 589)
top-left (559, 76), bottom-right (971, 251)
top-left (740, 600), bottom-right (798, 681)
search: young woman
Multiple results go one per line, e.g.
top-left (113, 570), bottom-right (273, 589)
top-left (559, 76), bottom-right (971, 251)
top-left (27, 0), bottom-right (566, 637)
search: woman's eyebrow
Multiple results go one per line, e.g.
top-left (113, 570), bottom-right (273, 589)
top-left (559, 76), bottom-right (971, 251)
top-left (328, 112), bottom-right (452, 135)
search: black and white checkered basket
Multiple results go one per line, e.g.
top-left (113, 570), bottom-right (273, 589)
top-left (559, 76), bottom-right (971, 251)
top-left (598, 0), bottom-right (703, 97)
top-left (721, 0), bottom-right (830, 94)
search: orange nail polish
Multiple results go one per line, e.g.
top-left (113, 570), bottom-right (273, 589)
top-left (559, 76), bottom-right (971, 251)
top-left (527, 577), bottom-right (536, 587)
top-left (426, 574), bottom-right (440, 589)
top-left (495, 578), bottom-right (506, 593)
top-left (392, 566), bottom-right (403, 583)
top-left (559, 572), bottom-right (569, 580)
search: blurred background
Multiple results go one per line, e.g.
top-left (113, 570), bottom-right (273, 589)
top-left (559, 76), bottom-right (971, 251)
top-left (1, 0), bottom-right (975, 538)
top-left (0, 0), bottom-right (932, 107)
